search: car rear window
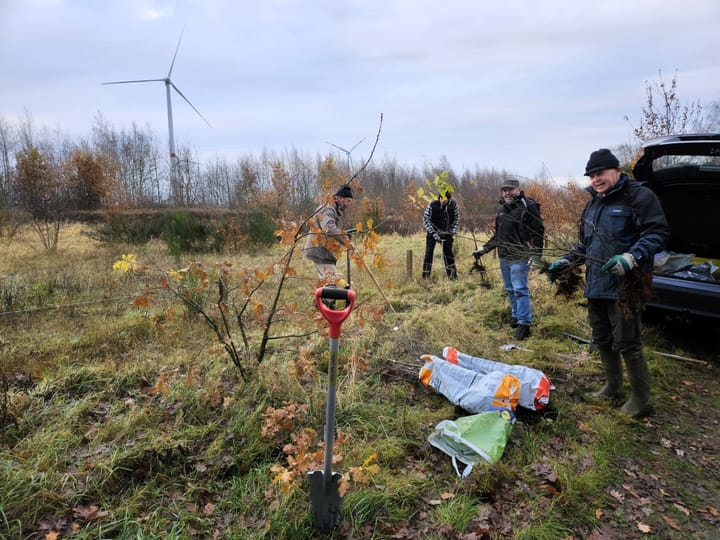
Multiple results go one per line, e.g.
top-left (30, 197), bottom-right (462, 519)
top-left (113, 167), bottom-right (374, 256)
top-left (652, 154), bottom-right (720, 172)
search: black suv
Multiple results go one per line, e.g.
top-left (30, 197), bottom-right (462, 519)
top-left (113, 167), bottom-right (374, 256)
top-left (632, 133), bottom-right (720, 320)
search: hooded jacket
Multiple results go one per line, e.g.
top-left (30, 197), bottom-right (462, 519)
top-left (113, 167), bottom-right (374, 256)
top-left (563, 174), bottom-right (669, 299)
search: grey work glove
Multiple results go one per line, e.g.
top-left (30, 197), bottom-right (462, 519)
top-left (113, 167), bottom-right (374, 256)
top-left (432, 232), bottom-right (441, 242)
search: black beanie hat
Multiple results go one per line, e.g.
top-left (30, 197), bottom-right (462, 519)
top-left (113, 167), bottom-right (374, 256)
top-left (334, 184), bottom-right (353, 198)
top-left (585, 148), bottom-right (620, 176)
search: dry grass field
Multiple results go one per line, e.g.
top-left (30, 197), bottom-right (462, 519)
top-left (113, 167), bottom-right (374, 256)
top-left (1, 222), bottom-right (719, 539)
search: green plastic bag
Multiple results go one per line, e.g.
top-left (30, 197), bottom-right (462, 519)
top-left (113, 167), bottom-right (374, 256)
top-left (428, 409), bottom-right (514, 477)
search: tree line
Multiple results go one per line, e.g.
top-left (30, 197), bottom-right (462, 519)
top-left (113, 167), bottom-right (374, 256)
top-left (1, 71), bottom-right (717, 248)
top-left (0, 111), bottom-right (523, 234)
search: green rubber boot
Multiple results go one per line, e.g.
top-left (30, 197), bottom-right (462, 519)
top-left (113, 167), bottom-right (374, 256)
top-left (621, 352), bottom-right (654, 419)
top-left (591, 347), bottom-right (625, 399)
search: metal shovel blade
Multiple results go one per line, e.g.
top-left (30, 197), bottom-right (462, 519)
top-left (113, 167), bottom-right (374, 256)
top-left (308, 470), bottom-right (343, 530)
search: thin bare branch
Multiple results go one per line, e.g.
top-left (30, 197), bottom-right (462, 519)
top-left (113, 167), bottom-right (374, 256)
top-left (349, 113), bottom-right (383, 183)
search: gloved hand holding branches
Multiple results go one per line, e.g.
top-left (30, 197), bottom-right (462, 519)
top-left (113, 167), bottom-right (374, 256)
top-left (601, 253), bottom-right (637, 276)
top-left (472, 246), bottom-right (490, 258)
top-left (543, 258), bottom-right (571, 283)
top-left (528, 255), bottom-right (543, 269)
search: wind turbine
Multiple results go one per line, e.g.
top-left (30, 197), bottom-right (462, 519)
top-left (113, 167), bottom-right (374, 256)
top-left (325, 137), bottom-right (365, 173)
top-left (102, 30), bottom-right (211, 171)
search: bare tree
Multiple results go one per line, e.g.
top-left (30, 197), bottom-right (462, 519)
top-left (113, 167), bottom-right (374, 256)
top-left (627, 69), bottom-right (704, 142)
top-left (202, 156), bottom-right (234, 207)
top-left (0, 116), bottom-right (15, 208)
top-left (699, 98), bottom-right (720, 132)
top-left (92, 116), bottom-right (161, 206)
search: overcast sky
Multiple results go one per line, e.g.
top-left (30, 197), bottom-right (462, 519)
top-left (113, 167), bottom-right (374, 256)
top-left (1, 0), bottom-right (719, 182)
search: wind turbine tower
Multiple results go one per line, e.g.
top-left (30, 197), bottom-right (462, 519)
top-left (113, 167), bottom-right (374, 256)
top-left (102, 30), bottom-right (210, 181)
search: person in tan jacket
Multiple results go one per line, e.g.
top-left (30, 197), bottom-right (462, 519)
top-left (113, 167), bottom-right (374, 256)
top-left (304, 184), bottom-right (354, 286)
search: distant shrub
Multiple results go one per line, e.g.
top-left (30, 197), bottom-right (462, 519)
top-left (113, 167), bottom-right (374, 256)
top-left (91, 208), bottom-right (277, 251)
top-left (94, 211), bottom-right (166, 244)
top-left (245, 210), bottom-right (276, 246)
top-left (162, 211), bottom-right (222, 255)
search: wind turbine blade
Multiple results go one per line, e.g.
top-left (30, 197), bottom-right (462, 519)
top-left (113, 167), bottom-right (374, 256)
top-left (170, 82), bottom-right (212, 127)
top-left (349, 137), bottom-right (366, 152)
top-left (167, 27), bottom-right (186, 78)
top-left (102, 78), bottom-right (166, 85)
top-left (326, 142), bottom-right (350, 154)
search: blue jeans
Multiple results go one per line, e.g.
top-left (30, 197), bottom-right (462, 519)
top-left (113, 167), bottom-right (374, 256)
top-left (499, 258), bottom-right (531, 326)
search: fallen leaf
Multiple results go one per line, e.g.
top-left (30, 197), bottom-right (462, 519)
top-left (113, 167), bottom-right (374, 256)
top-left (661, 515), bottom-right (680, 530)
top-left (440, 492), bottom-right (454, 500)
top-left (595, 509), bottom-right (604, 519)
top-left (337, 476), bottom-right (350, 497)
top-left (637, 521), bottom-right (651, 533)
top-left (203, 502), bottom-right (215, 516)
top-left (149, 373), bottom-right (170, 396)
top-left (540, 482), bottom-right (560, 496)
top-left (673, 503), bottom-right (690, 516)
top-left (622, 484), bottom-right (640, 498)
top-left (132, 295), bottom-right (151, 308)
top-left (73, 505), bottom-right (109, 521)
top-left (45, 532), bottom-right (59, 540)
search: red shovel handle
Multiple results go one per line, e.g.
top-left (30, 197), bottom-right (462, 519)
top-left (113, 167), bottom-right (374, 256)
top-left (315, 287), bottom-right (356, 338)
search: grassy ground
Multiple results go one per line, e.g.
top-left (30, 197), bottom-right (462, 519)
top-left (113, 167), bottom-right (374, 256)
top-left (1, 224), bottom-right (719, 539)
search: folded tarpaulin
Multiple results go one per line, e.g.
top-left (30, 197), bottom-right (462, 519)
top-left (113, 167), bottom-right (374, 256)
top-left (442, 346), bottom-right (553, 411)
top-left (419, 354), bottom-right (521, 412)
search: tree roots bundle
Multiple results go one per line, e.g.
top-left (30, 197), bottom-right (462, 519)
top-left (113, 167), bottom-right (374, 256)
top-left (618, 269), bottom-right (653, 316)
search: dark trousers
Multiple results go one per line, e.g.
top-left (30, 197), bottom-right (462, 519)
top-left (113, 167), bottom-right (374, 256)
top-left (422, 234), bottom-right (457, 279)
top-left (588, 298), bottom-right (643, 354)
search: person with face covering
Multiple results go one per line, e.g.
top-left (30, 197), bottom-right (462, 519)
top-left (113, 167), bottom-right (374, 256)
top-left (473, 177), bottom-right (545, 340)
top-left (422, 190), bottom-right (460, 280)
top-left (547, 149), bottom-right (669, 418)
top-left (304, 184), bottom-right (354, 287)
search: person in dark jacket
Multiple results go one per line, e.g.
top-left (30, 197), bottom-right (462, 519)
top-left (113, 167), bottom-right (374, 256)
top-left (547, 149), bottom-right (669, 418)
top-left (422, 190), bottom-right (460, 280)
top-left (304, 184), bottom-right (354, 286)
top-left (473, 177), bottom-right (545, 340)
